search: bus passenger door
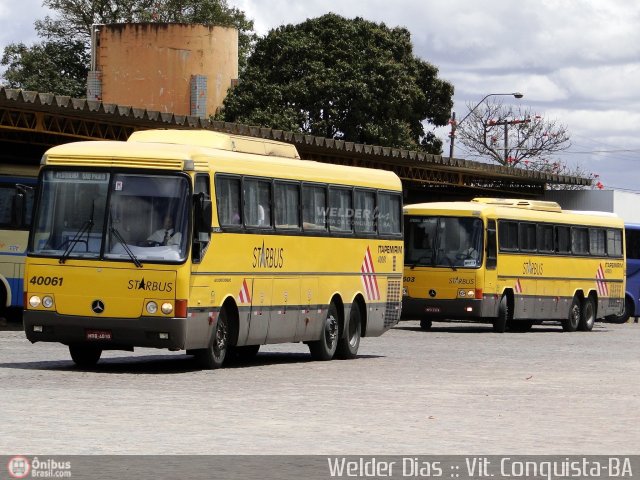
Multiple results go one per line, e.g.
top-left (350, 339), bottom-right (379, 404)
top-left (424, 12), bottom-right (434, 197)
top-left (246, 277), bottom-right (271, 345)
top-left (266, 278), bottom-right (300, 343)
top-left (482, 219), bottom-right (499, 317)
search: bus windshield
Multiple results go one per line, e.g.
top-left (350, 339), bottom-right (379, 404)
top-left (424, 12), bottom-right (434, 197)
top-left (405, 216), bottom-right (483, 268)
top-left (31, 170), bottom-right (190, 263)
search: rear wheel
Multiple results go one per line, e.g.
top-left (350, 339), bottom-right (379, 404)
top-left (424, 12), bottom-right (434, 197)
top-left (194, 308), bottom-right (229, 369)
top-left (309, 301), bottom-right (339, 361)
top-left (336, 302), bottom-right (361, 359)
top-left (562, 296), bottom-right (581, 332)
top-left (493, 295), bottom-right (509, 333)
top-left (419, 318), bottom-right (432, 330)
top-left (579, 297), bottom-right (596, 331)
top-left (610, 297), bottom-right (633, 324)
top-left (69, 344), bottom-right (102, 367)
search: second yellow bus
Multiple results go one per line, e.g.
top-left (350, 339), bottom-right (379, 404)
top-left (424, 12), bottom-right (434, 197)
top-left (402, 198), bottom-right (625, 332)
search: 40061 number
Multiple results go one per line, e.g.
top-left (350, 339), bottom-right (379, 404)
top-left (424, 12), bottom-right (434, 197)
top-left (29, 276), bottom-right (64, 287)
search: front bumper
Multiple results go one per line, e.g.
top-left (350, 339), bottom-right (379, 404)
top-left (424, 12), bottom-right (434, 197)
top-left (23, 310), bottom-right (189, 350)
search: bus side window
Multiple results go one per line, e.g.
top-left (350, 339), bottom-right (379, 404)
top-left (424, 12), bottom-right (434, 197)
top-left (486, 220), bottom-right (497, 269)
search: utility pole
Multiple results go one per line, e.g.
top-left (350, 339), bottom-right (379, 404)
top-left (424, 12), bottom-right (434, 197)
top-left (485, 117), bottom-right (531, 164)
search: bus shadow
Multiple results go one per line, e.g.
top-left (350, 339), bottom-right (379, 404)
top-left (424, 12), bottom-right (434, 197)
top-left (394, 323), bottom-right (610, 334)
top-left (0, 352), bottom-right (383, 374)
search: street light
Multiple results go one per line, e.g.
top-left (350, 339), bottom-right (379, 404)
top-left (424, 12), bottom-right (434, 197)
top-left (448, 92), bottom-right (523, 159)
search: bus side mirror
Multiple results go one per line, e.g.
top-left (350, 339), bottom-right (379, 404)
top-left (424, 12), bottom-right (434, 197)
top-left (12, 192), bottom-right (25, 228)
top-left (193, 193), bottom-right (212, 236)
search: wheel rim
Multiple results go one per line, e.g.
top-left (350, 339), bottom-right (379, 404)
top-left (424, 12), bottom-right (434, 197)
top-left (570, 304), bottom-right (580, 328)
top-left (214, 317), bottom-right (228, 357)
top-left (325, 314), bottom-right (338, 347)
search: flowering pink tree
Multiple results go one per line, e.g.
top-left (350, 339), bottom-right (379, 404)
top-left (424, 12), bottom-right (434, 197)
top-left (454, 99), bottom-right (600, 189)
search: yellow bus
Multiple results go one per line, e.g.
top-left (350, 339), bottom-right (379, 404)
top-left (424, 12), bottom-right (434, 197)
top-left (402, 198), bottom-right (625, 332)
top-left (0, 165), bottom-right (37, 320)
top-left (23, 129), bottom-right (403, 368)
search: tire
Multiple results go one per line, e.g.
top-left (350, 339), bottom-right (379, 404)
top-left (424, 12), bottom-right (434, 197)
top-left (493, 295), bottom-right (509, 333)
top-left (579, 297), bottom-right (596, 331)
top-left (194, 308), bottom-right (229, 369)
top-left (562, 296), bottom-right (581, 332)
top-left (336, 302), bottom-right (361, 359)
top-left (420, 318), bottom-right (432, 330)
top-left (610, 297), bottom-right (633, 324)
top-left (69, 344), bottom-right (102, 367)
top-left (309, 301), bottom-right (339, 361)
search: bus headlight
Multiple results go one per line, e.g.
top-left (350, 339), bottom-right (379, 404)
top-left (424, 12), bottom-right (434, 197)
top-left (29, 296), bottom-right (41, 308)
top-left (161, 303), bottom-right (173, 315)
top-left (146, 301), bottom-right (158, 314)
top-left (42, 296), bottom-right (54, 308)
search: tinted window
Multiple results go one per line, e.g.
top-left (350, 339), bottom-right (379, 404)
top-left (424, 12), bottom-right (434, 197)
top-left (608, 229), bottom-right (623, 257)
top-left (302, 185), bottom-right (326, 231)
top-left (556, 226), bottom-right (571, 253)
top-left (571, 227), bottom-right (589, 254)
top-left (328, 187), bottom-right (352, 233)
top-left (354, 189), bottom-right (376, 234)
top-left (378, 192), bottom-right (402, 235)
top-left (244, 179), bottom-right (271, 228)
top-left (589, 228), bottom-right (606, 256)
top-left (537, 224), bottom-right (554, 252)
top-left (215, 176), bottom-right (242, 226)
top-left (498, 221), bottom-right (518, 250)
top-left (519, 223), bottom-right (537, 251)
top-left (274, 182), bottom-right (300, 229)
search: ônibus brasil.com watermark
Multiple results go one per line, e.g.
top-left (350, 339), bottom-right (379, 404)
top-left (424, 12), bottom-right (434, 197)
top-left (7, 456), bottom-right (72, 479)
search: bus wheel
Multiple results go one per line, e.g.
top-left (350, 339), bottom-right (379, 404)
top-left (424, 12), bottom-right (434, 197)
top-left (563, 296), bottom-right (581, 332)
top-left (336, 301), bottom-right (361, 359)
top-left (579, 297), bottom-right (596, 331)
top-left (493, 295), bottom-right (509, 333)
top-left (309, 301), bottom-right (339, 361)
top-left (610, 297), bottom-right (632, 324)
top-left (420, 318), bottom-right (432, 330)
top-left (69, 345), bottom-right (102, 367)
top-left (195, 308), bottom-right (229, 369)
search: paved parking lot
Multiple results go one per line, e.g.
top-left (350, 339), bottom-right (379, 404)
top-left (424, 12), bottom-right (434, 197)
top-left (0, 318), bottom-right (638, 455)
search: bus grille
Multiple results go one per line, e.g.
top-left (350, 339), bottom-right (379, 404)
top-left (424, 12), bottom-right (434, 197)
top-left (384, 279), bottom-right (402, 327)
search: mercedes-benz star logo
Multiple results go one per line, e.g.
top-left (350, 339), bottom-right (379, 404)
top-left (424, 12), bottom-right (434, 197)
top-left (91, 300), bottom-right (105, 314)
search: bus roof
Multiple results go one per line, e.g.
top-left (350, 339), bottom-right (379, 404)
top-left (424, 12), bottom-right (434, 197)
top-left (404, 199), bottom-right (624, 228)
top-left (42, 130), bottom-right (402, 191)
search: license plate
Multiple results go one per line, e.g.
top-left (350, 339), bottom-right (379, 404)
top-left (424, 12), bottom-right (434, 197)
top-left (425, 307), bottom-right (441, 313)
top-left (86, 329), bottom-right (112, 341)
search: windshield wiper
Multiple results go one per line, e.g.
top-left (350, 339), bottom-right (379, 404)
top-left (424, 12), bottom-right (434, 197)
top-left (110, 226), bottom-right (142, 268)
top-left (59, 218), bottom-right (93, 264)
top-left (442, 255), bottom-right (457, 272)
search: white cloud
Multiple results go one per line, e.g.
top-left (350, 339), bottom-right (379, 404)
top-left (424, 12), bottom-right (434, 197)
top-left (1, 0), bottom-right (639, 190)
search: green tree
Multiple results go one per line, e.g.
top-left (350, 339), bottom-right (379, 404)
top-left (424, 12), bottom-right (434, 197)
top-left (1, 0), bottom-right (256, 96)
top-left (218, 13), bottom-right (453, 154)
top-left (1, 40), bottom-right (89, 96)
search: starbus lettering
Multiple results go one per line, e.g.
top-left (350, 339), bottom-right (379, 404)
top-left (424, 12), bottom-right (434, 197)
top-left (253, 240), bottom-right (284, 268)
top-left (128, 278), bottom-right (174, 292)
top-left (523, 260), bottom-right (543, 276)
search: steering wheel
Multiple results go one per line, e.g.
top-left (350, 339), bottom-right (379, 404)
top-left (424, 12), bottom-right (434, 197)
top-left (137, 240), bottom-right (162, 247)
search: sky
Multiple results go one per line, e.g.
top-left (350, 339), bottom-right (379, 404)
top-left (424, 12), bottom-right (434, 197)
top-left (1, 0), bottom-right (639, 191)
